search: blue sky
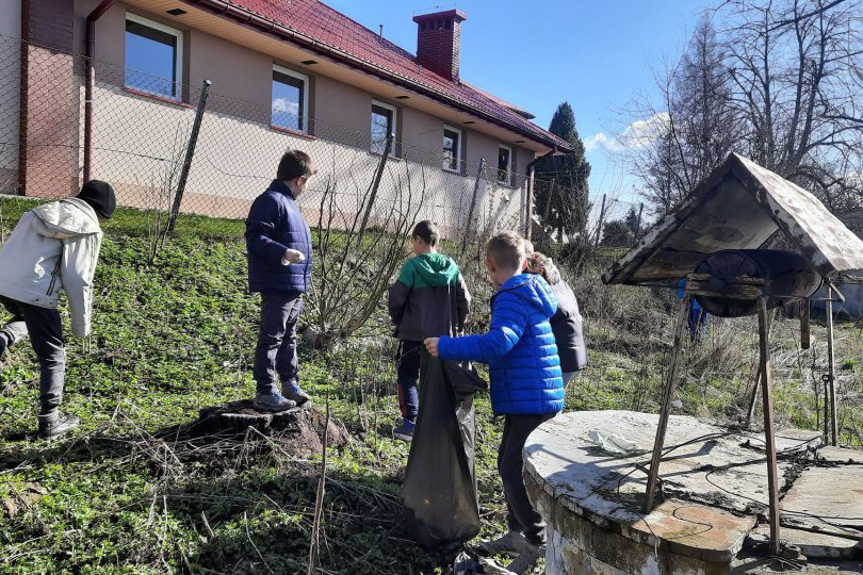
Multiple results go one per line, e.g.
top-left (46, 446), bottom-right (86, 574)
top-left (326, 0), bottom-right (717, 216)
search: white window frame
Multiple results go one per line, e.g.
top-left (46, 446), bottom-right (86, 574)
top-left (125, 12), bottom-right (184, 101)
top-left (498, 144), bottom-right (513, 185)
top-left (443, 125), bottom-right (462, 173)
top-left (371, 99), bottom-right (397, 154)
top-left (272, 65), bottom-right (310, 133)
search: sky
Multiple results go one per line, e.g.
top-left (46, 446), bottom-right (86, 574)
top-left (325, 0), bottom-right (717, 219)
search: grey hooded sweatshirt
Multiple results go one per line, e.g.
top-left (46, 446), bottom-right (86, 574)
top-left (0, 198), bottom-right (103, 337)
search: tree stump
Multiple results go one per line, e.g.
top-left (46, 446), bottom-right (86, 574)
top-left (166, 400), bottom-right (349, 455)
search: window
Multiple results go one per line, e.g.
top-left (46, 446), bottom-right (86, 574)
top-left (371, 100), bottom-right (397, 155)
top-left (125, 13), bottom-right (183, 100)
top-left (498, 145), bottom-right (512, 184)
top-left (443, 126), bottom-right (462, 172)
top-left (272, 66), bottom-right (309, 133)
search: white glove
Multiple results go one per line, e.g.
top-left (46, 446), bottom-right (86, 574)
top-left (282, 248), bottom-right (305, 265)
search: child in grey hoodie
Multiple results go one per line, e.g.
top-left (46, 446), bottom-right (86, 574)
top-left (0, 181), bottom-right (115, 438)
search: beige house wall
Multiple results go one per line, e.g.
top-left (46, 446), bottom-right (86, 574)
top-left (27, 0), bottom-right (535, 234)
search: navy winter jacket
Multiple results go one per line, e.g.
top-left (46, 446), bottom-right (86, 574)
top-left (245, 179), bottom-right (313, 294)
top-left (438, 274), bottom-right (564, 415)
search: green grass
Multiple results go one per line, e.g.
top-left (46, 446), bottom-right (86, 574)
top-left (0, 212), bottom-right (511, 574)
top-left (1, 199), bottom-right (861, 573)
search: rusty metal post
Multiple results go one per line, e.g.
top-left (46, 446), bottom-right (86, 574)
top-left (525, 163), bottom-right (535, 240)
top-left (800, 300), bottom-right (811, 350)
top-left (644, 293), bottom-right (690, 513)
top-left (166, 80), bottom-right (212, 234)
top-left (826, 287), bottom-right (838, 446)
top-left (358, 132), bottom-right (393, 241)
top-left (758, 297), bottom-right (782, 556)
top-left (460, 158), bottom-right (485, 255)
top-left (746, 365), bottom-right (763, 428)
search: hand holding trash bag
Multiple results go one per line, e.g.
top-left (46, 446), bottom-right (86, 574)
top-left (423, 337), bottom-right (440, 357)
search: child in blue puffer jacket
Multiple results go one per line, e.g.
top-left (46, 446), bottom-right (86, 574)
top-left (424, 231), bottom-right (563, 575)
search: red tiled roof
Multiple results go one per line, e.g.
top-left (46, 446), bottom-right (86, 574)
top-left (187, 0), bottom-right (572, 151)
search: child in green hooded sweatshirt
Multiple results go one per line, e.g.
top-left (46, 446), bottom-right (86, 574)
top-left (388, 220), bottom-right (470, 441)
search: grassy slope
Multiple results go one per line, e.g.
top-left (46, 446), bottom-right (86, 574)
top-left (0, 201), bottom-right (861, 573)
top-left (0, 205), bottom-right (515, 574)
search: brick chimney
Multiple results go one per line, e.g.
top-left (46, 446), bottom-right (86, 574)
top-left (413, 10), bottom-right (467, 81)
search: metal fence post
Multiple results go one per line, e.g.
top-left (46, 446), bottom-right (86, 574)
top-left (166, 79), bottom-right (212, 234)
top-left (460, 158), bottom-right (485, 255)
top-left (357, 133), bottom-right (393, 241)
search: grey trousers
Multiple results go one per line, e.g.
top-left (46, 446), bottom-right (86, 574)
top-left (253, 292), bottom-right (303, 395)
top-left (499, 412), bottom-right (557, 545)
top-left (0, 296), bottom-right (66, 416)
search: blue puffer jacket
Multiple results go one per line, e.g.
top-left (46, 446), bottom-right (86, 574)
top-left (438, 274), bottom-right (564, 415)
top-left (245, 179), bottom-right (313, 294)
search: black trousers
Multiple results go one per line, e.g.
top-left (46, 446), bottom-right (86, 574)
top-left (253, 292), bottom-right (303, 395)
top-left (0, 296), bottom-right (66, 415)
top-left (498, 412), bottom-right (556, 545)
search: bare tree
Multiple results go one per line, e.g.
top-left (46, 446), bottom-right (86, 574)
top-left (629, 1), bottom-right (863, 215)
top-left (303, 152), bottom-right (425, 347)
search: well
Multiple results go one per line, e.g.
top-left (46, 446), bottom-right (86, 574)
top-left (524, 411), bottom-right (863, 575)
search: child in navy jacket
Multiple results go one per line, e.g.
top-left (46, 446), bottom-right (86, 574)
top-left (245, 150), bottom-right (315, 412)
top-left (424, 231), bottom-right (563, 575)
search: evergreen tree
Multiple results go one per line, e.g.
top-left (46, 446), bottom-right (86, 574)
top-left (534, 102), bottom-right (591, 240)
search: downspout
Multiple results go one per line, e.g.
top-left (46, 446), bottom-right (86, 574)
top-left (524, 147), bottom-right (556, 240)
top-left (84, 0), bottom-right (116, 183)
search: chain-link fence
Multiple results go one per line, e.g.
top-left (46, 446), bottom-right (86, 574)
top-left (0, 33), bottom-right (536, 241)
top-left (2, 30), bottom-right (861, 450)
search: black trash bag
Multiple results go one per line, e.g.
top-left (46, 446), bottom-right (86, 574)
top-left (403, 351), bottom-right (488, 550)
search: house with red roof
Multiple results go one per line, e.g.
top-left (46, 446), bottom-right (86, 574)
top-left (3, 0), bottom-right (571, 229)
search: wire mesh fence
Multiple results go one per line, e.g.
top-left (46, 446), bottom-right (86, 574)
top-left (1, 32), bottom-right (537, 242)
top-left (1, 31), bottom-right (862, 452)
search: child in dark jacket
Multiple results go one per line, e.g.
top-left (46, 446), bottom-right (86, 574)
top-left (388, 220), bottom-right (470, 441)
top-left (424, 231), bottom-right (563, 575)
top-left (527, 251), bottom-right (586, 387)
top-left (245, 150), bottom-right (315, 412)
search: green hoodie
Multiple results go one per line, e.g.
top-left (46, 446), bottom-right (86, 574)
top-left (388, 253), bottom-right (471, 341)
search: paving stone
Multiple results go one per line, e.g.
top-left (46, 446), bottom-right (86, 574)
top-left (817, 446), bottom-right (863, 466)
top-left (783, 467), bottom-right (863, 529)
top-left (630, 499), bottom-right (756, 562)
top-left (747, 526), bottom-right (862, 560)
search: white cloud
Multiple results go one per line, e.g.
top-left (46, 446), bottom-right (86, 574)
top-left (585, 112), bottom-right (670, 153)
top-left (584, 132), bottom-right (613, 152)
top-left (272, 98), bottom-right (300, 115)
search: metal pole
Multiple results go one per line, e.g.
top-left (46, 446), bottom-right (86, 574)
top-left (758, 297), bottom-right (782, 556)
top-left (358, 132), bottom-right (393, 241)
top-left (644, 293), bottom-right (690, 513)
top-left (594, 194), bottom-right (607, 247)
top-left (800, 300), bottom-right (811, 350)
top-left (525, 163), bottom-right (535, 240)
top-left (166, 79), bottom-right (212, 234)
top-left (460, 158), bottom-right (485, 255)
top-left (826, 287), bottom-right (838, 446)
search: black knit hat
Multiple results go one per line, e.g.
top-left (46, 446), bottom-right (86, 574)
top-left (77, 180), bottom-right (116, 219)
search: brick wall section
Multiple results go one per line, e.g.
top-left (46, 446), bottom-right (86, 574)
top-left (21, 0), bottom-right (74, 51)
top-left (413, 10), bottom-right (466, 81)
top-left (19, 0), bottom-right (79, 197)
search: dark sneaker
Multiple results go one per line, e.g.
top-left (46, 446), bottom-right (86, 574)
top-left (282, 384), bottom-right (311, 407)
top-left (253, 392), bottom-right (297, 413)
top-left (477, 530), bottom-right (530, 557)
top-left (38, 412), bottom-right (80, 439)
top-left (392, 418), bottom-right (416, 442)
top-left (505, 542), bottom-right (545, 575)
